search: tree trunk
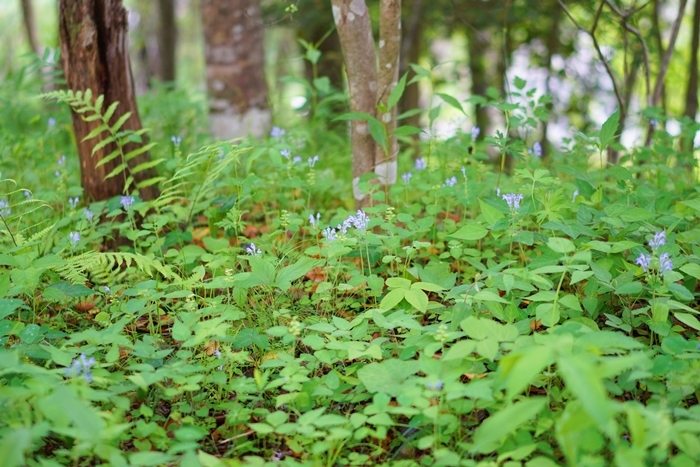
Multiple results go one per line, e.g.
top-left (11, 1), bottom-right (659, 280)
top-left (332, 0), bottom-right (401, 207)
top-left (20, 0), bottom-right (40, 56)
top-left (201, 0), bottom-right (271, 139)
top-left (399, 0), bottom-right (423, 158)
top-left (58, 0), bottom-right (160, 202)
top-left (684, 0), bottom-right (700, 120)
top-left (158, 0), bottom-right (176, 83)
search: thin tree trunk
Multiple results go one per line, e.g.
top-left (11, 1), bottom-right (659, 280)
top-left (20, 0), bottom-right (40, 56)
top-left (201, 0), bottom-right (271, 139)
top-left (331, 0), bottom-right (378, 206)
top-left (684, 0), bottom-right (700, 119)
top-left (375, 0), bottom-right (401, 187)
top-left (158, 0), bottom-right (176, 82)
top-left (58, 0), bottom-right (160, 202)
top-left (399, 0), bottom-right (423, 158)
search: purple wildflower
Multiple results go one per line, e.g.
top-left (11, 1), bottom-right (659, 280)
top-left (69, 231), bottom-right (80, 248)
top-left (635, 253), bottom-right (651, 272)
top-left (415, 157), bottom-right (427, 171)
top-left (0, 200), bottom-right (10, 217)
top-left (65, 353), bottom-right (96, 383)
top-left (270, 126), bottom-right (286, 140)
top-left (648, 231), bottom-right (666, 251)
top-left (659, 253), bottom-right (673, 274)
top-left (502, 193), bottom-right (524, 211)
top-left (68, 197), bottom-right (79, 210)
top-left (322, 227), bottom-right (336, 241)
top-left (120, 196), bottom-right (135, 211)
top-left (443, 176), bottom-right (457, 188)
top-left (402, 172), bottom-right (412, 184)
top-left (245, 243), bottom-right (262, 256)
top-left (84, 208), bottom-right (94, 222)
top-left (309, 213), bottom-right (320, 228)
top-left (308, 155), bottom-right (320, 168)
top-left (471, 126), bottom-right (480, 140)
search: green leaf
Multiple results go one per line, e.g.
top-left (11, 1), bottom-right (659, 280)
top-left (368, 118), bottom-right (387, 152)
top-left (680, 263), bottom-right (700, 280)
top-left (172, 319), bottom-right (191, 341)
top-left (386, 277), bottom-right (411, 289)
top-left (449, 221), bottom-right (488, 242)
top-left (557, 354), bottom-right (614, 434)
top-left (393, 125), bottom-right (424, 136)
top-left (404, 289), bottom-right (428, 312)
top-left (673, 312), bottom-right (700, 331)
top-left (615, 281), bottom-right (644, 295)
top-left (103, 101), bottom-right (119, 122)
top-left (547, 237), bottom-right (575, 254)
top-left (333, 111), bottom-right (375, 122)
top-left (479, 198), bottom-right (505, 224)
top-left (275, 257), bottom-right (318, 291)
top-left (0, 428), bottom-right (32, 467)
top-left (599, 108), bottom-right (620, 150)
top-left (444, 340), bottom-right (476, 361)
top-left (500, 345), bottom-right (554, 399)
top-left (436, 93), bottom-right (465, 115)
top-left (111, 111), bottom-right (132, 133)
top-left (82, 123), bottom-right (109, 142)
top-left (471, 398), bottom-right (547, 453)
top-left (380, 288), bottom-right (406, 311)
top-left (387, 72), bottom-right (408, 109)
top-left (357, 359), bottom-right (420, 396)
top-left (0, 299), bottom-right (25, 320)
top-left (513, 76), bottom-right (527, 90)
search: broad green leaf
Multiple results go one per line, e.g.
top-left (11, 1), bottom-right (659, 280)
top-left (471, 398), bottom-right (547, 453)
top-left (673, 312), bottom-right (700, 331)
top-left (479, 198), bottom-right (505, 225)
top-left (449, 221), bottom-right (488, 242)
top-left (570, 270), bottom-right (594, 285)
top-left (275, 257), bottom-right (318, 291)
top-left (473, 290), bottom-right (510, 304)
top-left (476, 338), bottom-right (499, 360)
top-left (615, 281), bottom-right (644, 295)
top-left (557, 354), bottom-right (614, 434)
top-left (0, 299), bottom-right (25, 320)
top-left (680, 263), bottom-right (700, 280)
top-left (380, 288), bottom-right (405, 311)
top-left (404, 289), bottom-right (428, 312)
top-left (386, 277), bottom-right (411, 289)
top-left (599, 108), bottom-right (620, 150)
top-left (357, 359), bottom-right (420, 396)
top-left (368, 118), bottom-right (387, 153)
top-left (393, 125), bottom-right (423, 136)
top-left (500, 345), bottom-right (554, 399)
top-left (172, 319), bottom-right (191, 341)
top-left (411, 281), bottom-right (444, 292)
top-left (443, 340), bottom-right (476, 361)
top-left (547, 237), bottom-right (575, 254)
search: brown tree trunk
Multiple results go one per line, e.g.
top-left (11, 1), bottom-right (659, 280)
top-left (158, 0), bottom-right (176, 83)
top-left (332, 0), bottom-right (401, 208)
top-left (58, 0), bottom-right (160, 202)
top-left (20, 0), bottom-right (40, 56)
top-left (684, 0), bottom-right (700, 120)
top-left (201, 0), bottom-right (271, 139)
top-left (399, 0), bottom-right (423, 158)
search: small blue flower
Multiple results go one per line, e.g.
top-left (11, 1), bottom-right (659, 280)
top-left (84, 208), bottom-right (94, 222)
top-left (0, 200), bottom-right (10, 217)
top-left (55, 170), bottom-right (60, 178)
top-left (502, 193), bottom-right (523, 211)
top-left (635, 253), bottom-right (651, 272)
top-left (572, 190), bottom-right (579, 202)
top-left (309, 213), bottom-right (320, 228)
top-left (68, 197), bottom-right (79, 210)
top-left (292, 156), bottom-right (302, 164)
top-left (58, 155), bottom-right (66, 166)
top-left (648, 231), bottom-right (666, 250)
top-left (69, 231), bottom-right (80, 248)
top-left (351, 210), bottom-right (370, 232)
top-left (214, 349), bottom-right (222, 358)
top-left (415, 157), bottom-right (427, 171)
top-left (471, 126), bottom-right (480, 140)
top-left (426, 380), bottom-right (443, 391)
top-left (659, 253), bottom-right (673, 274)
top-left (120, 195), bottom-right (135, 211)
top-left (270, 126), bottom-right (286, 140)
top-left (170, 135), bottom-right (182, 147)
top-left (23, 190), bottom-right (31, 199)
top-left (401, 172), bottom-right (412, 184)
top-left (280, 149), bottom-right (291, 159)
top-left (443, 176), bottom-right (457, 188)
top-left (530, 141), bottom-right (542, 158)
top-left (461, 166), bottom-right (467, 179)
top-left (650, 119), bottom-right (658, 127)
top-left (65, 353), bottom-right (96, 383)
top-left (322, 227), bottom-right (337, 241)
top-left (102, 286), bottom-right (111, 294)
top-left (48, 117), bottom-right (56, 129)
top-left (308, 155), bottom-right (320, 168)
top-left (245, 243), bottom-right (262, 256)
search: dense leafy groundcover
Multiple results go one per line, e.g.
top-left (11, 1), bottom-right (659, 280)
top-left (2, 74), bottom-right (700, 467)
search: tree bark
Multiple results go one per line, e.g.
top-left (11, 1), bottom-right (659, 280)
top-left (201, 0), bottom-right (271, 139)
top-left (158, 0), bottom-right (176, 83)
top-left (332, 0), bottom-right (401, 207)
top-left (58, 0), bottom-right (160, 202)
top-left (684, 0), bottom-right (700, 120)
top-left (20, 0), bottom-right (41, 56)
top-left (399, 0), bottom-right (423, 158)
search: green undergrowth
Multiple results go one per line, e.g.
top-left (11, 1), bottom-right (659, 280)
top-left (1, 69), bottom-right (700, 467)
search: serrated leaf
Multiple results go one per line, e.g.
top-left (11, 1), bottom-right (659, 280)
top-left (111, 112), bottom-right (132, 133)
top-left (103, 101), bottom-right (119, 122)
top-left (104, 162), bottom-right (128, 180)
top-left (82, 124), bottom-right (109, 142)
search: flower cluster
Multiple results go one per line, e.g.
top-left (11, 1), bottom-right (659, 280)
top-left (120, 195), bottom-right (135, 211)
top-left (443, 176), bottom-right (457, 188)
top-left (308, 155), bottom-right (320, 168)
top-left (84, 208), bottom-right (94, 222)
top-left (69, 231), bottom-right (80, 248)
top-left (529, 141), bottom-right (542, 157)
top-left (68, 197), bottom-right (79, 210)
top-left (309, 213), bottom-right (320, 229)
top-left (401, 172), bottom-right (412, 184)
top-left (635, 231), bottom-right (673, 276)
top-left (170, 135), bottom-right (182, 147)
top-left (471, 126), bottom-right (480, 140)
top-left (415, 157), bottom-right (427, 171)
top-left (245, 243), bottom-right (262, 256)
top-left (66, 353), bottom-right (96, 383)
top-left (0, 199), bottom-right (10, 217)
top-left (322, 210), bottom-right (371, 242)
top-left (502, 193), bottom-right (524, 211)
top-left (270, 126), bottom-right (286, 140)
